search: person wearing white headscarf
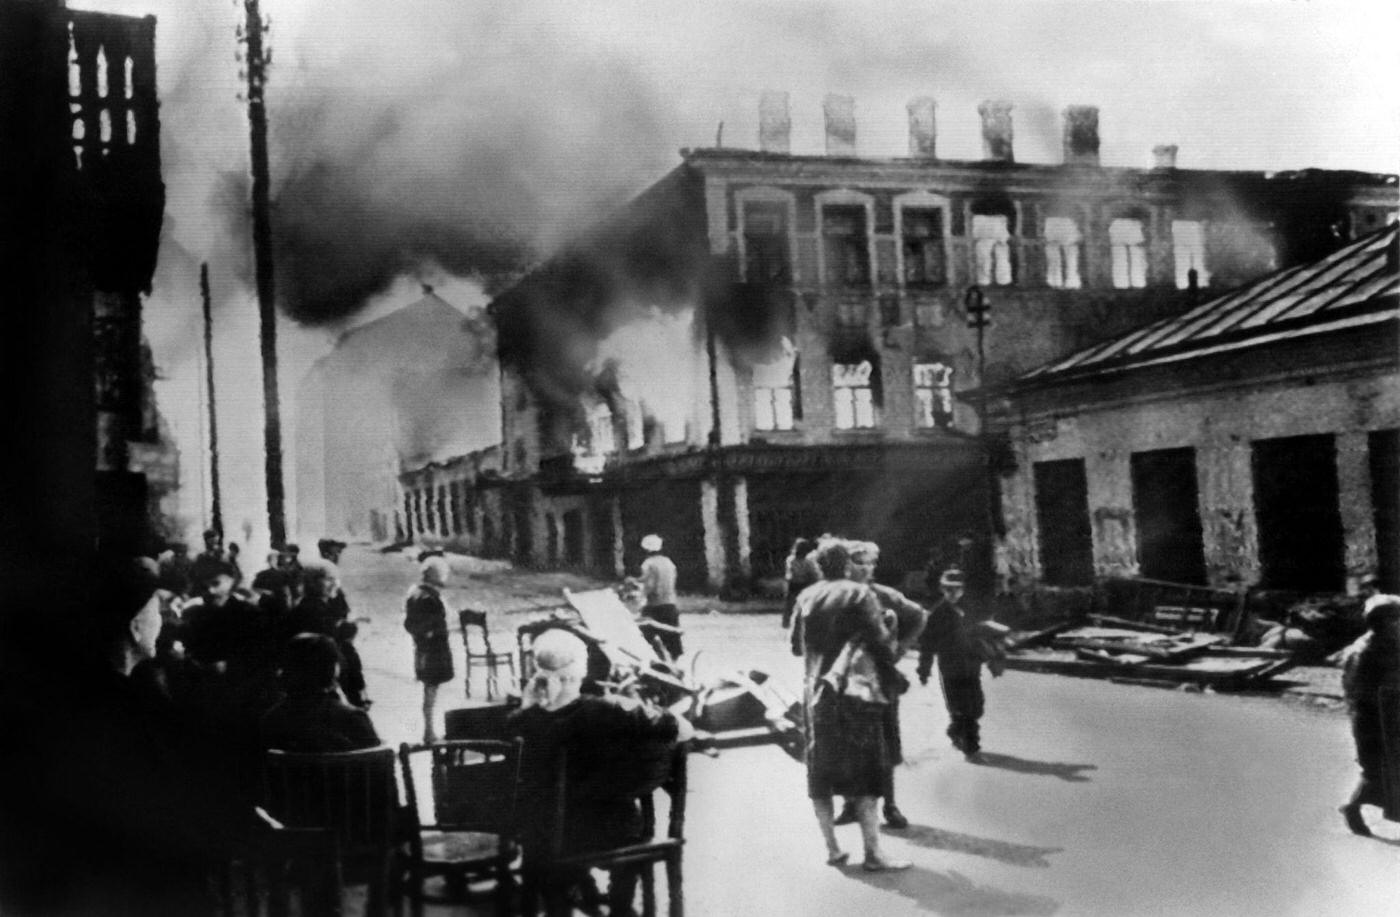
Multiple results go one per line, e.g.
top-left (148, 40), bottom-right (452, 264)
top-left (509, 628), bottom-right (685, 913)
top-left (404, 556), bottom-right (455, 743)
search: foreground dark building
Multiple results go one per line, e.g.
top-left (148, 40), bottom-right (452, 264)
top-left (1, 0), bottom-right (167, 569)
top-left (402, 94), bottom-right (1396, 592)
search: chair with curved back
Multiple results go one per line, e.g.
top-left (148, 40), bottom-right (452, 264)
top-left (459, 608), bottom-right (516, 701)
top-left (260, 747), bottom-right (399, 916)
top-left (396, 738), bottom-right (523, 916)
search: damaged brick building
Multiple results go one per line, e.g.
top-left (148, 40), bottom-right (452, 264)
top-left (1, 0), bottom-right (175, 564)
top-left (995, 223), bottom-right (1399, 597)
top-left (401, 94), bottom-right (1396, 593)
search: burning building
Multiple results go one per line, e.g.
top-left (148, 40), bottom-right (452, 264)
top-left (993, 223), bottom-right (1399, 596)
top-left (1, 0), bottom-right (172, 561)
top-left (294, 288), bottom-right (498, 542)
top-left (402, 95), bottom-right (1396, 593)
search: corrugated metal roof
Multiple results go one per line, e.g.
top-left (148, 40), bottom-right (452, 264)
top-left (1018, 222), bottom-right (1399, 384)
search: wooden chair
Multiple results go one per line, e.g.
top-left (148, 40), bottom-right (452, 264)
top-left (396, 739), bottom-right (523, 916)
top-left (261, 747), bottom-right (399, 916)
top-left (522, 743), bottom-right (688, 917)
top-left (459, 608), bottom-right (516, 700)
top-left (214, 811), bottom-right (344, 917)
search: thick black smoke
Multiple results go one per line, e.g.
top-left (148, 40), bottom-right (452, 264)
top-left (246, 10), bottom-right (677, 326)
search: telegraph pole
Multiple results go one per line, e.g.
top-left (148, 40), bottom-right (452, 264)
top-left (200, 263), bottom-right (223, 539)
top-left (240, 0), bottom-right (286, 547)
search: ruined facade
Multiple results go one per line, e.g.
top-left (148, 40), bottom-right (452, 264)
top-left (406, 95), bottom-right (1396, 592)
top-left (996, 225), bottom-right (1399, 595)
top-left (1, 1), bottom-right (171, 560)
top-left (294, 290), bottom-right (497, 542)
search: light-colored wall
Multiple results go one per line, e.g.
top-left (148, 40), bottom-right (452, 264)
top-left (1003, 369), bottom-right (1399, 589)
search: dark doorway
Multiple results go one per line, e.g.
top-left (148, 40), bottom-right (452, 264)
top-left (562, 509), bottom-right (585, 567)
top-left (1033, 459), bottom-right (1095, 586)
top-left (1370, 429), bottom-right (1399, 592)
top-left (1130, 448), bottom-right (1207, 584)
top-left (1252, 434), bottom-right (1345, 591)
top-left (590, 500), bottom-right (616, 576)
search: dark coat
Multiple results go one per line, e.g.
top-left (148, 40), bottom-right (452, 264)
top-left (1341, 631), bottom-right (1400, 797)
top-left (404, 583), bottom-right (454, 685)
top-left (509, 695), bottom-right (679, 857)
top-left (260, 690), bottom-right (381, 753)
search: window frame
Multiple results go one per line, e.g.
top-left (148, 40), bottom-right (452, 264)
top-left (894, 191), bottom-right (951, 288)
top-left (1108, 215), bottom-right (1150, 289)
top-left (815, 190), bottom-right (876, 289)
top-left (1042, 214), bottom-right (1085, 290)
top-left (912, 361), bottom-right (955, 429)
top-left (831, 360), bottom-right (878, 430)
top-left (1170, 219), bottom-right (1211, 290)
top-left (736, 187), bottom-right (798, 285)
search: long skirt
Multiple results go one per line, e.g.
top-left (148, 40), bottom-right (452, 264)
top-left (806, 690), bottom-right (889, 799)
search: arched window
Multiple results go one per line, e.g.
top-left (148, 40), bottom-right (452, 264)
top-left (1109, 217), bottom-right (1148, 288)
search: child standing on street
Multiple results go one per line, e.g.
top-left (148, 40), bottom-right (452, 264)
top-left (916, 568), bottom-right (1000, 762)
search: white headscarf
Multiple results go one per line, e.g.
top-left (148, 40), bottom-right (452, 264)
top-left (527, 628), bottom-right (588, 710)
top-left (420, 556), bottom-right (451, 588)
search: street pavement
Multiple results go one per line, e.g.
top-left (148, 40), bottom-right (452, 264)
top-left (328, 546), bottom-right (1398, 916)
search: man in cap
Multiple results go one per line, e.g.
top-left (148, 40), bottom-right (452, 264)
top-left (917, 568), bottom-right (993, 762)
top-left (189, 528), bottom-right (231, 596)
top-left (638, 534), bottom-right (682, 658)
top-left (1338, 593), bottom-right (1400, 836)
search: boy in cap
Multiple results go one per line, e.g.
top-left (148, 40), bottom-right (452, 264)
top-left (917, 568), bottom-right (995, 762)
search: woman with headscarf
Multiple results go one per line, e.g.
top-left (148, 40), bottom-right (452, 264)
top-left (509, 628), bottom-right (685, 913)
top-left (404, 555), bottom-right (455, 743)
top-left (790, 538), bottom-right (911, 872)
top-left (832, 540), bottom-right (928, 831)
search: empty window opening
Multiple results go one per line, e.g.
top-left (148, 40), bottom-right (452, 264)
top-left (822, 205), bottom-right (871, 286)
top-left (1252, 434), bottom-right (1345, 591)
top-left (1370, 429), bottom-right (1399, 592)
top-left (972, 214), bottom-right (1013, 285)
top-left (1130, 447), bottom-right (1207, 584)
top-left (124, 56), bottom-right (134, 99)
top-left (1033, 459), bottom-right (1095, 586)
top-left (1109, 218), bottom-right (1148, 288)
top-left (902, 208), bottom-right (946, 285)
top-left (1043, 217), bottom-right (1083, 289)
top-left (832, 361), bottom-right (877, 429)
top-left (913, 362), bottom-right (954, 429)
top-left (1172, 220), bottom-right (1210, 289)
top-left (743, 201), bottom-right (791, 284)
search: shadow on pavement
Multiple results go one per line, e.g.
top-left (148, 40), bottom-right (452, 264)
top-left (888, 823), bottom-right (1063, 868)
top-left (975, 751), bottom-right (1097, 782)
top-left (847, 864), bottom-right (1061, 915)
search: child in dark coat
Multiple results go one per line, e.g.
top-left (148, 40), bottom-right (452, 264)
top-left (916, 568), bottom-right (1004, 761)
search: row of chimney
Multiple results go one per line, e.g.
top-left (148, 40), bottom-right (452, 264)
top-left (756, 92), bottom-right (1179, 169)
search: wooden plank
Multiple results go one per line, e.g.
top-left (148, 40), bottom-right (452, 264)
top-left (1087, 614), bottom-right (1186, 636)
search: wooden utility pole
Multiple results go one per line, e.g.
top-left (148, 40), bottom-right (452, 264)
top-left (200, 263), bottom-right (223, 539)
top-left (240, 0), bottom-right (286, 547)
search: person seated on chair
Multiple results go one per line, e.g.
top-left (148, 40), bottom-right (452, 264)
top-left (509, 628), bottom-right (688, 916)
top-left (261, 633), bottom-right (381, 753)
